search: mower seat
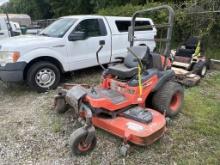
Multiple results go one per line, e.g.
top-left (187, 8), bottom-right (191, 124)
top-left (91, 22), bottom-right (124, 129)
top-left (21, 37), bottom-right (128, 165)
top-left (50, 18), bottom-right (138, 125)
top-left (175, 48), bottom-right (194, 58)
top-left (107, 63), bottom-right (138, 79)
top-left (175, 36), bottom-right (200, 59)
top-left (106, 46), bottom-right (150, 79)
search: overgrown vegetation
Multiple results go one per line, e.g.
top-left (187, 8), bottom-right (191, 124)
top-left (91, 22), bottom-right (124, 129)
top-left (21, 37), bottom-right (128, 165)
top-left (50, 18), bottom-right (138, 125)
top-left (98, 1), bottom-right (220, 59)
top-left (2, 0), bottom-right (188, 19)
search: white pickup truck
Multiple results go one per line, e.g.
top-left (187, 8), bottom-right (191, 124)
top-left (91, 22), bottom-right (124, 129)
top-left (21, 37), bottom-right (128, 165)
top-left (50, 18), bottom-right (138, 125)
top-left (0, 15), bottom-right (156, 92)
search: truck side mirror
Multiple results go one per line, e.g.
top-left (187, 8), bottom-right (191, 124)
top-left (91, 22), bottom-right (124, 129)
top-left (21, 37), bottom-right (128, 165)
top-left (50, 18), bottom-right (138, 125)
top-left (99, 40), bottom-right (105, 46)
top-left (68, 31), bottom-right (85, 41)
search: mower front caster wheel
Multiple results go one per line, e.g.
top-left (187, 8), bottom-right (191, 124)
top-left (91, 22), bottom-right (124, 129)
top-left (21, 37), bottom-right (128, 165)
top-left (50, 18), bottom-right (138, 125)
top-left (69, 128), bottom-right (97, 155)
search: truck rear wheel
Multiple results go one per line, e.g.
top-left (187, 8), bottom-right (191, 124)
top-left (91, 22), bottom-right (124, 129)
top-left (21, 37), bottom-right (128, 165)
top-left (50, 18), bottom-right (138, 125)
top-left (27, 61), bottom-right (60, 92)
top-left (152, 81), bottom-right (184, 117)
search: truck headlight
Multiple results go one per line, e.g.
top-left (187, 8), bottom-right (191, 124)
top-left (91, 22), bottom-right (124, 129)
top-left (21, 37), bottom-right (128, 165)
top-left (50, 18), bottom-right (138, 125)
top-left (0, 51), bottom-right (20, 67)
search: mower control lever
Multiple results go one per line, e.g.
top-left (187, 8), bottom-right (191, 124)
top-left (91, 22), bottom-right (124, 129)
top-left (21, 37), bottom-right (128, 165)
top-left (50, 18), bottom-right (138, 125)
top-left (96, 40), bottom-right (106, 70)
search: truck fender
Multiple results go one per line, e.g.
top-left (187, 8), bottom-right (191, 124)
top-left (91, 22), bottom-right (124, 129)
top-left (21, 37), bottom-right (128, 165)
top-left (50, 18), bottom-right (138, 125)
top-left (19, 48), bottom-right (68, 72)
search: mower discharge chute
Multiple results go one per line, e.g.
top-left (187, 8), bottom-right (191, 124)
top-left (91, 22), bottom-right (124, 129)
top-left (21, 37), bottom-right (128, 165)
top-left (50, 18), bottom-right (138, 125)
top-left (54, 5), bottom-right (184, 156)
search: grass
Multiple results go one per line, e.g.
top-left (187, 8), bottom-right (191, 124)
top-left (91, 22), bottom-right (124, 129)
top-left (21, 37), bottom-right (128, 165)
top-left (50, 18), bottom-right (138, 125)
top-left (173, 72), bottom-right (220, 164)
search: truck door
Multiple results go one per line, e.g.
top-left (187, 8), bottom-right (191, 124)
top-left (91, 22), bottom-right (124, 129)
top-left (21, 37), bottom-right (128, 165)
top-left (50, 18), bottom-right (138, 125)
top-left (67, 18), bottom-right (111, 71)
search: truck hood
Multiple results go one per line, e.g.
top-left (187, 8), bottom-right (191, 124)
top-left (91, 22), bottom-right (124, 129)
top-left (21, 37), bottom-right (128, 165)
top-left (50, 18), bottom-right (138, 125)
top-left (0, 35), bottom-right (62, 51)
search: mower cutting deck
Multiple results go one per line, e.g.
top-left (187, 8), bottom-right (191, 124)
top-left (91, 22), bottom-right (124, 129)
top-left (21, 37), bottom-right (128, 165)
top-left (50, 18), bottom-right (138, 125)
top-left (54, 5), bottom-right (184, 156)
top-left (172, 67), bottom-right (201, 87)
top-left (92, 109), bottom-right (166, 146)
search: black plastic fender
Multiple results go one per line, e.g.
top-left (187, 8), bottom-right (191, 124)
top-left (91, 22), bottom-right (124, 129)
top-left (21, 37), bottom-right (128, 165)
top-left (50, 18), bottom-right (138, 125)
top-left (152, 69), bottom-right (175, 92)
top-left (65, 85), bottom-right (87, 111)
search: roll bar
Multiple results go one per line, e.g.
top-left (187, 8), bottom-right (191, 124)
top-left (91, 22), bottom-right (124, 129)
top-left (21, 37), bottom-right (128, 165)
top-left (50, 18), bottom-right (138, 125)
top-left (128, 5), bottom-right (175, 57)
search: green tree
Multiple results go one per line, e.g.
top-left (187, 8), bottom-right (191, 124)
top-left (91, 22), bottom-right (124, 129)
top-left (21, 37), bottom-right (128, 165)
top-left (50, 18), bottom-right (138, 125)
top-left (4, 0), bottom-right (52, 20)
top-left (49, 0), bottom-right (94, 17)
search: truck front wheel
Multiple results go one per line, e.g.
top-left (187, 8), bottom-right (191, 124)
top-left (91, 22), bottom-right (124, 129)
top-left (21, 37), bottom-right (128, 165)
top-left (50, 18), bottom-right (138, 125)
top-left (26, 61), bottom-right (60, 92)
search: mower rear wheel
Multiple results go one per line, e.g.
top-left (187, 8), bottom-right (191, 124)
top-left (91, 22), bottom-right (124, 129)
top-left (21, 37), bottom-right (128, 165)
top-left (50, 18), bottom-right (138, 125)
top-left (69, 128), bottom-right (97, 155)
top-left (152, 81), bottom-right (184, 117)
top-left (193, 61), bottom-right (207, 77)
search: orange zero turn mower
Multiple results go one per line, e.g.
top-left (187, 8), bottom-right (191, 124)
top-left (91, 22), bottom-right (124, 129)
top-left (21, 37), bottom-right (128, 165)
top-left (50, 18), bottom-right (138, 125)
top-left (54, 5), bottom-right (184, 156)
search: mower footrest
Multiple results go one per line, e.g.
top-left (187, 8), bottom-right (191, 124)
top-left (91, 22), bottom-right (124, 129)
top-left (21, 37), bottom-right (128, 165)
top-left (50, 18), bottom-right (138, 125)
top-left (88, 88), bottom-right (126, 104)
top-left (172, 61), bottom-right (190, 69)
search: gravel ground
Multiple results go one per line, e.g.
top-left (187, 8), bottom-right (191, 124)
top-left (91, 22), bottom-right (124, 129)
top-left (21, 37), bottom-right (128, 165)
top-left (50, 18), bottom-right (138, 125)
top-left (0, 68), bottom-right (219, 165)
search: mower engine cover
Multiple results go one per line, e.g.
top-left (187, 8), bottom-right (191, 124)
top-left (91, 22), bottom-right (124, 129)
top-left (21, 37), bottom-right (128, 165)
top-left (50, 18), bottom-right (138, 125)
top-left (65, 85), bottom-right (87, 111)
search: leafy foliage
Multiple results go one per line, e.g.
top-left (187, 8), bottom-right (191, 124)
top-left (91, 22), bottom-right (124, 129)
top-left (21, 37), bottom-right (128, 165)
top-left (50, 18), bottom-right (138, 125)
top-left (3, 0), bottom-right (52, 20)
top-left (49, 0), bottom-right (94, 17)
top-left (98, 1), bottom-right (220, 58)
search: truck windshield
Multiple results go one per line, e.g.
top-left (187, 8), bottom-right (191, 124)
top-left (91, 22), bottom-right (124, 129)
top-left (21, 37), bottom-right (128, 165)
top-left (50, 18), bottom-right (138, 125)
top-left (40, 18), bottom-right (77, 38)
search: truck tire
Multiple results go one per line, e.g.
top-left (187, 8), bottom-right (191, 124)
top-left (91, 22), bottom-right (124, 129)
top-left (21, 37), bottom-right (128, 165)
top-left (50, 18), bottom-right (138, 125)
top-left (152, 81), bottom-right (184, 117)
top-left (27, 61), bottom-right (60, 92)
top-left (193, 61), bottom-right (207, 77)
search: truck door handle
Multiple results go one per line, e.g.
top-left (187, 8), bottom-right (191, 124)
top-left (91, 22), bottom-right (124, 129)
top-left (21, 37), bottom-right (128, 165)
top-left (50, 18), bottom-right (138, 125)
top-left (0, 33), bottom-right (4, 35)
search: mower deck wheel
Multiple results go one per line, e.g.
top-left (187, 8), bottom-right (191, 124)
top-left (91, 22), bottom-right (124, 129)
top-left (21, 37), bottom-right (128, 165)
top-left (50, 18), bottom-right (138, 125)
top-left (200, 65), bottom-right (207, 77)
top-left (165, 117), bottom-right (172, 126)
top-left (119, 144), bottom-right (130, 157)
top-left (54, 97), bottom-right (68, 114)
top-left (69, 127), bottom-right (97, 155)
top-left (152, 81), bottom-right (184, 117)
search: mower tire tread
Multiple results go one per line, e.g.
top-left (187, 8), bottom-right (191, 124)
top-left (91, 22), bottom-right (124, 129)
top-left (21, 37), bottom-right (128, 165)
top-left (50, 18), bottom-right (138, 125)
top-left (152, 81), bottom-right (184, 117)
